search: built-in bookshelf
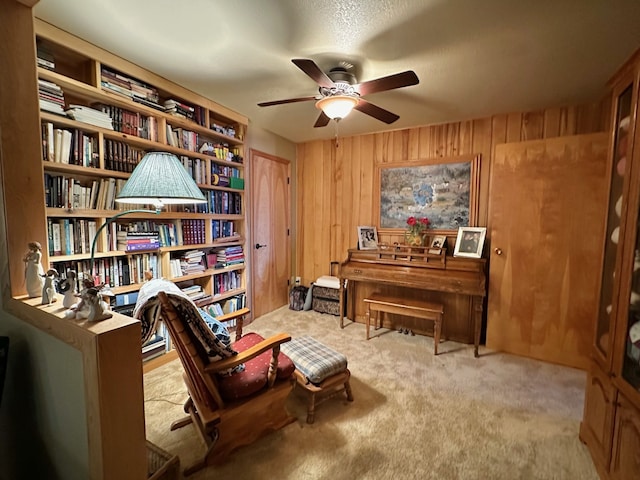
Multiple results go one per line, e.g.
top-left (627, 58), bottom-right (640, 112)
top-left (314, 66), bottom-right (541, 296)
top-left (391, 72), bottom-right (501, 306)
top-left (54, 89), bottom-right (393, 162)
top-left (35, 20), bottom-right (249, 363)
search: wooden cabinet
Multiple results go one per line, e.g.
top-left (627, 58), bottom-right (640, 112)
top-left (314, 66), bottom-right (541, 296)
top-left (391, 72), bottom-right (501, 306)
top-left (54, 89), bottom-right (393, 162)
top-left (35, 20), bottom-right (249, 357)
top-left (610, 394), bottom-right (640, 479)
top-left (581, 47), bottom-right (640, 480)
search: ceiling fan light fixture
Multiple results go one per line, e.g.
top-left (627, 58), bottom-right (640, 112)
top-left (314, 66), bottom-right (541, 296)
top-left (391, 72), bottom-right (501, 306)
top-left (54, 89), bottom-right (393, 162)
top-left (315, 95), bottom-right (359, 120)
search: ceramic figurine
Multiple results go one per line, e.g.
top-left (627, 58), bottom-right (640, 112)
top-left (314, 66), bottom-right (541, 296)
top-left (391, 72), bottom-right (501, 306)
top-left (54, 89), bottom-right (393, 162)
top-left (23, 241), bottom-right (45, 298)
top-left (65, 278), bottom-right (112, 322)
top-left (41, 268), bottom-right (59, 305)
top-left (64, 276), bottom-right (96, 320)
top-left (84, 287), bottom-right (112, 322)
top-left (59, 269), bottom-right (78, 309)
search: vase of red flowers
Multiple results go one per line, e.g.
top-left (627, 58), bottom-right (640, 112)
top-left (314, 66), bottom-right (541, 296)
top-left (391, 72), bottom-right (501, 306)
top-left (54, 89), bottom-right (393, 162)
top-left (404, 216), bottom-right (430, 246)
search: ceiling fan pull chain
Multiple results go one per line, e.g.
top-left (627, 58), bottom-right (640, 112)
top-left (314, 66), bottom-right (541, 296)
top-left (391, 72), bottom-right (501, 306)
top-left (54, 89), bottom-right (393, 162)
top-left (335, 119), bottom-right (340, 148)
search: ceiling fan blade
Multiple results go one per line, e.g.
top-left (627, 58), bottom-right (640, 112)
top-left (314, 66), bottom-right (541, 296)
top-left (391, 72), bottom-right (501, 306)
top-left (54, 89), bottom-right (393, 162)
top-left (354, 99), bottom-right (400, 124)
top-left (356, 70), bottom-right (419, 96)
top-left (258, 96), bottom-right (317, 107)
top-left (314, 111), bottom-right (331, 128)
top-left (292, 59), bottom-right (335, 88)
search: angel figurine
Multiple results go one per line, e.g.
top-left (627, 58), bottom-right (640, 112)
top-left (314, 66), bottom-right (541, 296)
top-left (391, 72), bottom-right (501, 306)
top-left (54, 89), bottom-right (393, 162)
top-left (41, 268), bottom-right (59, 305)
top-left (23, 241), bottom-right (45, 298)
top-left (58, 269), bottom-right (78, 309)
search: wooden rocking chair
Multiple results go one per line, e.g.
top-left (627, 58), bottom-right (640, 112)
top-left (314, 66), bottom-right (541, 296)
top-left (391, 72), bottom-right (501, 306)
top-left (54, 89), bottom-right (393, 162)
top-left (156, 291), bottom-right (296, 476)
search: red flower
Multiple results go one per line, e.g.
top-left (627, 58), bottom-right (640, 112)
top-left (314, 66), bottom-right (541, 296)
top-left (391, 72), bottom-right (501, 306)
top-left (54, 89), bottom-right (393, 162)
top-left (406, 216), bottom-right (430, 235)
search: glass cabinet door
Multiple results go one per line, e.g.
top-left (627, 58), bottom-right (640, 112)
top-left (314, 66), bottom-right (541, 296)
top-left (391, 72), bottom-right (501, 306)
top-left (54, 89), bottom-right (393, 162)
top-left (595, 85), bottom-right (633, 361)
top-left (622, 207), bottom-right (640, 391)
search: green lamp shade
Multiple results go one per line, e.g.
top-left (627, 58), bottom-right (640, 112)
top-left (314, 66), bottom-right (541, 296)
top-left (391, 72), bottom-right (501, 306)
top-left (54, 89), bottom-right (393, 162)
top-left (115, 152), bottom-right (206, 206)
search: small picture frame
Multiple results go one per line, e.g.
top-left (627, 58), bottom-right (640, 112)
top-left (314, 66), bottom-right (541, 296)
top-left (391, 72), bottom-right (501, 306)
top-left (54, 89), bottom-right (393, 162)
top-left (453, 227), bottom-right (486, 258)
top-left (357, 226), bottom-right (379, 250)
top-left (428, 235), bottom-right (447, 254)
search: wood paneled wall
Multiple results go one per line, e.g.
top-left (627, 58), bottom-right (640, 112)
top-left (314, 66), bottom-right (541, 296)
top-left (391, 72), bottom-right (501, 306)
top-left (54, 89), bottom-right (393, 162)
top-left (296, 101), bottom-right (610, 286)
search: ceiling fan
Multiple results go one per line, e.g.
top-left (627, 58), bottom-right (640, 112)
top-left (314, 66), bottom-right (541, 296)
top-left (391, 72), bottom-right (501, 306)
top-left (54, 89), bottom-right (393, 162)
top-left (258, 59), bottom-right (419, 128)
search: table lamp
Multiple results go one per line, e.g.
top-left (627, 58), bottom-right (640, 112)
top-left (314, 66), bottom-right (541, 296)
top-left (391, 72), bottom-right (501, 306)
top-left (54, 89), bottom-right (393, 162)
top-left (89, 151), bottom-right (207, 279)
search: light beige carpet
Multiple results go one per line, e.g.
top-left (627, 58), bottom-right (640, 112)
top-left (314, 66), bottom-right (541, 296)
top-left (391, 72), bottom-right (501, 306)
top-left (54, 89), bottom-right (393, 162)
top-left (143, 306), bottom-right (598, 480)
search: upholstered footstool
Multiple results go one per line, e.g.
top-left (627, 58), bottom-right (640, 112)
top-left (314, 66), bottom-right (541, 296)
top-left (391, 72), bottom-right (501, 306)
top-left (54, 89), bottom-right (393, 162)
top-left (281, 336), bottom-right (353, 424)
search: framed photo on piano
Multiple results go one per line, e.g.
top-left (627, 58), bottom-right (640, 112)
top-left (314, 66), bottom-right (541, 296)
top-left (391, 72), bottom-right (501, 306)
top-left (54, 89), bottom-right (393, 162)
top-left (357, 226), bottom-right (379, 250)
top-left (453, 227), bottom-right (486, 258)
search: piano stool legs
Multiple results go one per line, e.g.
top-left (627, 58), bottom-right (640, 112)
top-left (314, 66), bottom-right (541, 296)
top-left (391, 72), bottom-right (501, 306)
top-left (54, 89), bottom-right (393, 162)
top-left (363, 293), bottom-right (444, 355)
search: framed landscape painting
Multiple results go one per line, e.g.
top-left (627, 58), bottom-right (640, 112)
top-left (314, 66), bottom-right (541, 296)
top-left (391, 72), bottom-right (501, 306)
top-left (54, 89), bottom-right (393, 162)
top-left (375, 155), bottom-right (481, 232)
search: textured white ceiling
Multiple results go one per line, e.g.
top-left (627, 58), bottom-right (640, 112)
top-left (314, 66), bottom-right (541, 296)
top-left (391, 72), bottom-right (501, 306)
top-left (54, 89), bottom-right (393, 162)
top-left (34, 0), bottom-right (640, 144)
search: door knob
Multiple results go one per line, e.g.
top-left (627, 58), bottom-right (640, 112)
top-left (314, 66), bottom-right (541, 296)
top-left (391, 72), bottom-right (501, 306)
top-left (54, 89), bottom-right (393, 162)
top-left (494, 247), bottom-right (503, 255)
top-left (255, 243), bottom-right (267, 250)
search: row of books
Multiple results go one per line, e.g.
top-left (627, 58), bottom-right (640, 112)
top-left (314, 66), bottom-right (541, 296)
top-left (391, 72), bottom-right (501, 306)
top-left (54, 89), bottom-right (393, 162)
top-left (96, 104), bottom-right (158, 141)
top-left (107, 219), bottom-right (239, 250)
top-left (204, 293), bottom-right (246, 319)
top-left (41, 124), bottom-right (99, 168)
top-left (50, 253), bottom-right (158, 288)
top-left (47, 218), bottom-right (97, 256)
top-left (38, 78), bottom-right (65, 115)
top-left (212, 270), bottom-right (242, 296)
top-left (44, 174), bottom-right (134, 211)
top-left (104, 139), bottom-right (146, 173)
top-left (197, 190), bottom-right (242, 215)
top-left (180, 155), bottom-right (244, 190)
top-left (166, 125), bottom-right (199, 152)
top-left (181, 219), bottom-right (206, 245)
top-left (211, 163), bottom-right (241, 179)
top-left (212, 220), bottom-right (237, 240)
top-left (181, 156), bottom-right (207, 185)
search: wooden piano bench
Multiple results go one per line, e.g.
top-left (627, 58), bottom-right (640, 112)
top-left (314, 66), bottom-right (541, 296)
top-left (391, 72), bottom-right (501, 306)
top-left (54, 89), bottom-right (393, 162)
top-left (281, 336), bottom-right (354, 424)
top-left (364, 293), bottom-right (444, 355)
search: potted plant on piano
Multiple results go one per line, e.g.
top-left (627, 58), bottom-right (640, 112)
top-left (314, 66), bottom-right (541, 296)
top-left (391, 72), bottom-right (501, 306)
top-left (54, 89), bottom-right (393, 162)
top-left (404, 216), bottom-right (430, 247)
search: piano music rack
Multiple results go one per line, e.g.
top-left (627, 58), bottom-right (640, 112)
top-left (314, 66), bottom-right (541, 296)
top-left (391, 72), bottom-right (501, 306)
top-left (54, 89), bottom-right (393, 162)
top-left (356, 245), bottom-right (447, 269)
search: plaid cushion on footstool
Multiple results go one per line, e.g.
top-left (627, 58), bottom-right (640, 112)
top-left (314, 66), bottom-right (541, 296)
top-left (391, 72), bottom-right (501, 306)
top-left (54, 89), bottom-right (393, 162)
top-left (281, 336), bottom-right (347, 385)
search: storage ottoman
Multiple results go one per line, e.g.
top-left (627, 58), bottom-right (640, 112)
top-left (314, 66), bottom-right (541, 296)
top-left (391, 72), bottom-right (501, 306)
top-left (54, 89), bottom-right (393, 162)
top-left (281, 336), bottom-right (353, 423)
top-left (312, 276), bottom-right (342, 316)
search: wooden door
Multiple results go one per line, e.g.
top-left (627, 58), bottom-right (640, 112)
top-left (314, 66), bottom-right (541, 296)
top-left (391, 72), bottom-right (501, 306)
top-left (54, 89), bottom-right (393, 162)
top-left (250, 149), bottom-right (291, 318)
top-left (486, 133), bottom-right (609, 369)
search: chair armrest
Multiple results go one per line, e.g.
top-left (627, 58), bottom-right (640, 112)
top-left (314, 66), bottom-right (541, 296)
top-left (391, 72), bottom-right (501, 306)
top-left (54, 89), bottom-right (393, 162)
top-left (203, 333), bottom-right (291, 374)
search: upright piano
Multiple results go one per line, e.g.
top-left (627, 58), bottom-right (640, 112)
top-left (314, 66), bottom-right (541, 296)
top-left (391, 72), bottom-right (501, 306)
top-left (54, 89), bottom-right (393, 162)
top-left (338, 246), bottom-right (487, 357)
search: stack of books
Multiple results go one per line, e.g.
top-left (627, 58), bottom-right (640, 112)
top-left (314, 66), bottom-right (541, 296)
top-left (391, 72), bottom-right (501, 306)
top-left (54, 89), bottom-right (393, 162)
top-left (180, 284), bottom-right (209, 302)
top-left (142, 333), bottom-right (166, 362)
top-left (164, 99), bottom-right (195, 120)
top-left (101, 67), bottom-right (162, 111)
top-left (179, 250), bottom-right (206, 275)
top-left (38, 79), bottom-right (65, 115)
top-left (65, 105), bottom-right (114, 130)
top-left (116, 231), bottom-right (160, 252)
top-left (216, 245), bottom-right (245, 267)
top-left (36, 43), bottom-right (55, 71)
